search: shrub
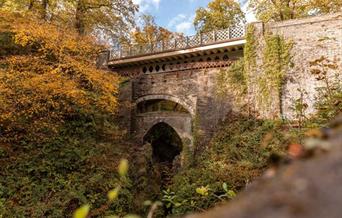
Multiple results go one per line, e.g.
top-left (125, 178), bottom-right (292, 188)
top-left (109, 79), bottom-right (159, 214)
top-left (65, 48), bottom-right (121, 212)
top-left (0, 12), bottom-right (132, 217)
top-left (167, 116), bottom-right (287, 215)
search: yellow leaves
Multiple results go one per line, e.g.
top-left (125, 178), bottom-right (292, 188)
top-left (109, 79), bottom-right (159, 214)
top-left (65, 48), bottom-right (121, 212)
top-left (107, 186), bottom-right (121, 202)
top-left (118, 159), bottom-right (129, 177)
top-left (226, 190), bottom-right (236, 199)
top-left (14, 30), bottom-right (34, 47)
top-left (0, 12), bottom-right (119, 145)
top-left (195, 186), bottom-right (209, 196)
top-left (194, 0), bottom-right (245, 33)
top-left (73, 204), bottom-right (90, 218)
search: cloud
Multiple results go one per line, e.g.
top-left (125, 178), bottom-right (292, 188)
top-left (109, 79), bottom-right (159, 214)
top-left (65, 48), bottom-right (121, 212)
top-left (175, 22), bottom-right (193, 34)
top-left (167, 14), bottom-right (186, 28)
top-left (240, 0), bottom-right (257, 22)
top-left (133, 0), bottom-right (161, 12)
top-left (167, 13), bottom-right (195, 35)
top-left (152, 0), bottom-right (161, 9)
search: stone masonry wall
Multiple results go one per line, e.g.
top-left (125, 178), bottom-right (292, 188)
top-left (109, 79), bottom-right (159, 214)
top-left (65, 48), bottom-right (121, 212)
top-left (130, 66), bottom-right (246, 144)
top-left (249, 13), bottom-right (342, 119)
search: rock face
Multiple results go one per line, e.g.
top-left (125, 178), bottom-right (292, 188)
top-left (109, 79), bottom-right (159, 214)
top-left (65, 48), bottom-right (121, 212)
top-left (187, 122), bottom-right (342, 218)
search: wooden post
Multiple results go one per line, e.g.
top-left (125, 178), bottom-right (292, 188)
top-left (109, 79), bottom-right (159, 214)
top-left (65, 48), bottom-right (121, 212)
top-left (213, 30), bottom-right (217, 42)
top-left (200, 33), bottom-right (203, 45)
top-left (174, 39), bottom-right (177, 49)
top-left (186, 36), bottom-right (189, 47)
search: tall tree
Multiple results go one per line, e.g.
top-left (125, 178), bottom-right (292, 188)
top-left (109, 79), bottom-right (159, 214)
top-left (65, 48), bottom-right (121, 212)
top-left (0, 0), bottom-right (138, 43)
top-left (308, 0), bottom-right (342, 14)
top-left (132, 14), bottom-right (173, 45)
top-left (193, 0), bottom-right (245, 33)
top-left (249, 0), bottom-right (310, 22)
top-left (72, 0), bottom-right (137, 38)
top-left (249, 0), bottom-right (342, 22)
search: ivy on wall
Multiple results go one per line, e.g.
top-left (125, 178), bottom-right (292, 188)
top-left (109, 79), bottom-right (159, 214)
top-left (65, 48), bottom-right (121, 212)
top-left (243, 24), bottom-right (258, 84)
top-left (215, 23), bottom-right (293, 118)
top-left (215, 24), bottom-right (257, 98)
top-left (257, 34), bottom-right (293, 115)
top-left (216, 59), bottom-right (246, 97)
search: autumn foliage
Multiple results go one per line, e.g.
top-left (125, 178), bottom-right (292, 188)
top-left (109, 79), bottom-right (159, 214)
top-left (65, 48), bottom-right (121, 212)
top-left (0, 11), bottom-right (120, 145)
top-left (0, 11), bottom-right (131, 217)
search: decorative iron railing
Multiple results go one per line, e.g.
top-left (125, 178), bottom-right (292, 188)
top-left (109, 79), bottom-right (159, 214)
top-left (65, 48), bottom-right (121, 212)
top-left (109, 25), bottom-right (245, 60)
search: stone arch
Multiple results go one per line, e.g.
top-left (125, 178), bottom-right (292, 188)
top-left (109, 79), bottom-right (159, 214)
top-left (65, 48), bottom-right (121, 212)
top-left (142, 119), bottom-right (186, 142)
top-left (137, 99), bottom-right (189, 114)
top-left (143, 122), bottom-right (182, 163)
top-left (135, 94), bottom-right (196, 116)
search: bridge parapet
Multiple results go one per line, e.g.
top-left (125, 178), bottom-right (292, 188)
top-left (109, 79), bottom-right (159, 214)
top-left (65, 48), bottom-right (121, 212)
top-left (109, 25), bottom-right (245, 61)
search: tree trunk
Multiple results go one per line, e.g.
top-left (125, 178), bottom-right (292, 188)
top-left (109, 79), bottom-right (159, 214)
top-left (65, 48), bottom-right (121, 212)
top-left (41, 0), bottom-right (49, 20)
top-left (75, 0), bottom-right (86, 35)
top-left (28, 0), bottom-right (35, 10)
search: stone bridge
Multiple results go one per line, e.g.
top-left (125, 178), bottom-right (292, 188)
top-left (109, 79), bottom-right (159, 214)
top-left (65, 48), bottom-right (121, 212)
top-left (100, 27), bottom-right (246, 159)
top-left (99, 13), bottom-right (342, 165)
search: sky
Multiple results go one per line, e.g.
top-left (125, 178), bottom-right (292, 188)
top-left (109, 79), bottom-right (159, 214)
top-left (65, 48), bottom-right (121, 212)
top-left (132, 0), bottom-right (255, 35)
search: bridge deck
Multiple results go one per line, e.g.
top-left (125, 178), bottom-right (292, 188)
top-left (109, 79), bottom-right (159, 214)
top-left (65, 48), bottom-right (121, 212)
top-left (107, 26), bottom-right (245, 67)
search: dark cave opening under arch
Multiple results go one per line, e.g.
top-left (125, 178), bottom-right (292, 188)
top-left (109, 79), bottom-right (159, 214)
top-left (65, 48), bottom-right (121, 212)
top-left (143, 122), bottom-right (182, 164)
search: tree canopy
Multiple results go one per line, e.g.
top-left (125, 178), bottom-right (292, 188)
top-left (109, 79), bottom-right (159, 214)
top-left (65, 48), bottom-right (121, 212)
top-left (0, 0), bottom-right (138, 42)
top-left (249, 0), bottom-right (342, 22)
top-left (193, 0), bottom-right (245, 33)
top-left (0, 11), bottom-right (120, 144)
top-left (131, 14), bottom-right (174, 45)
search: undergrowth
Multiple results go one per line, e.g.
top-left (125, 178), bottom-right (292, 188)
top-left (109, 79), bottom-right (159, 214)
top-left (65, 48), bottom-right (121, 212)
top-left (0, 12), bottom-right (136, 217)
top-left (166, 115), bottom-right (287, 215)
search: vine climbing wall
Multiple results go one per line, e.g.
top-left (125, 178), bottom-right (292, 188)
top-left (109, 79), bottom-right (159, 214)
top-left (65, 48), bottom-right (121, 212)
top-left (247, 13), bottom-right (342, 120)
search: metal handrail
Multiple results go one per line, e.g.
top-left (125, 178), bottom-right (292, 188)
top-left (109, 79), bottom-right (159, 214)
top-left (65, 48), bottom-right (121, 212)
top-left (109, 25), bottom-right (245, 60)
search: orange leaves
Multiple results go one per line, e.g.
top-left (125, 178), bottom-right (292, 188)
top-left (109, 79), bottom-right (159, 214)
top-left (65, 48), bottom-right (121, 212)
top-left (0, 12), bottom-right (119, 145)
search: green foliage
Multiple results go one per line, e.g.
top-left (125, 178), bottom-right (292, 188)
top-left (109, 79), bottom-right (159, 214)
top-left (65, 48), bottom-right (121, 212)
top-left (216, 58), bottom-right (247, 97)
top-left (194, 0), bottom-right (245, 33)
top-left (308, 57), bottom-right (342, 125)
top-left (243, 24), bottom-right (257, 84)
top-left (167, 116), bottom-right (287, 215)
top-left (249, 0), bottom-right (342, 22)
top-left (0, 12), bottom-right (136, 217)
top-left (257, 34), bottom-right (293, 114)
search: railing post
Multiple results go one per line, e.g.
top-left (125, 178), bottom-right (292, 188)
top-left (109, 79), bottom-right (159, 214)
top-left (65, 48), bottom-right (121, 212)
top-left (228, 27), bottom-right (231, 39)
top-left (186, 36), bottom-right (189, 47)
top-left (162, 40), bottom-right (165, 51)
top-left (174, 39), bottom-right (177, 49)
top-left (105, 50), bottom-right (110, 61)
top-left (213, 30), bottom-right (217, 42)
top-left (200, 33), bottom-right (203, 45)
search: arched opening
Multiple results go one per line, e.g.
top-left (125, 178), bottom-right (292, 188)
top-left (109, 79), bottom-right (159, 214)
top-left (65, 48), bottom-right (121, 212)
top-left (137, 99), bottom-right (189, 114)
top-left (142, 66), bottom-right (147, 73)
top-left (155, 65), bottom-right (160, 72)
top-left (143, 122), bottom-right (182, 164)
